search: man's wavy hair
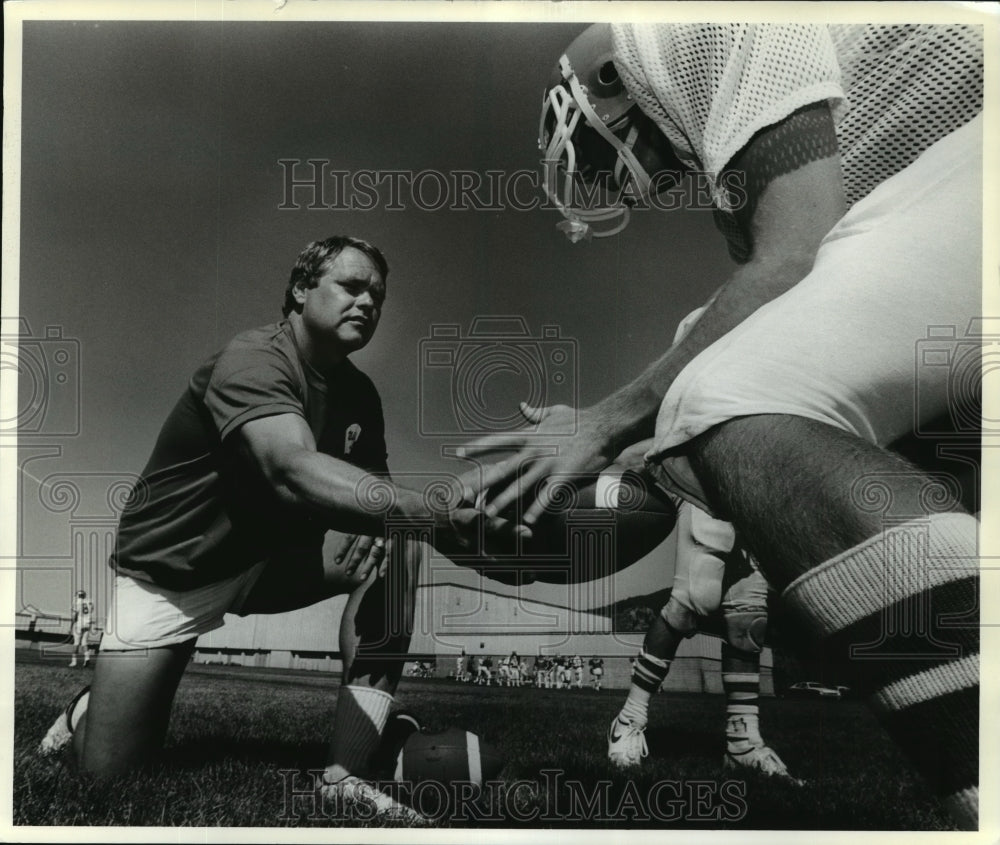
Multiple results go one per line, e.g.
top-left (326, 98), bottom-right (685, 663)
top-left (282, 236), bottom-right (389, 318)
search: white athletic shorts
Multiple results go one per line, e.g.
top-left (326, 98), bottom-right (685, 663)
top-left (100, 561), bottom-right (267, 651)
top-left (666, 502), bottom-right (768, 621)
top-left (649, 114), bottom-right (984, 508)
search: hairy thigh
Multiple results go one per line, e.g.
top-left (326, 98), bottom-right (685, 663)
top-left (688, 414), bottom-right (963, 587)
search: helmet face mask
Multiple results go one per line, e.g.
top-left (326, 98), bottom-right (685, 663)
top-left (539, 24), bottom-right (656, 241)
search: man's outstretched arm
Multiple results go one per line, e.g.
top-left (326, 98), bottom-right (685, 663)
top-left (239, 411), bottom-right (516, 558)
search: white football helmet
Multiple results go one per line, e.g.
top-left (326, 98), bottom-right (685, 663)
top-left (539, 24), bottom-right (657, 242)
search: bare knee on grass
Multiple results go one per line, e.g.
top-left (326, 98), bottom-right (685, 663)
top-left (689, 414), bottom-right (965, 588)
top-left (76, 640), bottom-right (195, 777)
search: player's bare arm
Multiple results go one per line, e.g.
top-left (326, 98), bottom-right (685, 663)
top-left (591, 111), bottom-right (846, 448)
top-left (239, 411), bottom-right (515, 561)
top-left (466, 104), bottom-right (846, 526)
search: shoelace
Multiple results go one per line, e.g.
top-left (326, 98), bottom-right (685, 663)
top-left (613, 720), bottom-right (649, 759)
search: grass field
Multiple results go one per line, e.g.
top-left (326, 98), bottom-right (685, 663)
top-left (13, 651), bottom-right (953, 830)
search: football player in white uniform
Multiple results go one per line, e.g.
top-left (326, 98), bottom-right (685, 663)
top-left (497, 655), bottom-right (511, 687)
top-left (589, 657), bottom-right (605, 691)
top-left (534, 655), bottom-right (548, 689)
top-left (557, 656), bottom-right (572, 690)
top-left (468, 23), bottom-right (982, 827)
top-left (69, 590), bottom-right (94, 668)
top-left (608, 497), bottom-right (800, 782)
top-left (476, 655), bottom-right (493, 686)
top-left (507, 651), bottom-right (522, 687)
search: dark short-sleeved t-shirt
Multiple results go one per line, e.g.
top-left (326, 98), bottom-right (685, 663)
top-left (112, 321), bottom-right (388, 590)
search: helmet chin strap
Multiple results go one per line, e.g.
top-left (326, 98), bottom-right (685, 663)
top-left (540, 56), bottom-right (652, 240)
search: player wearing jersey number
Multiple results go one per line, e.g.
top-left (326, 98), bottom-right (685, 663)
top-left (465, 23), bottom-right (983, 828)
top-left (68, 591), bottom-right (94, 668)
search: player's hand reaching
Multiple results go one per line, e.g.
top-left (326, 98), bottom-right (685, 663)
top-left (332, 533), bottom-right (389, 579)
top-left (430, 505), bottom-right (526, 561)
top-left (458, 402), bottom-right (617, 529)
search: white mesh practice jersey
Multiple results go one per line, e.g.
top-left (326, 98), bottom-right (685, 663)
top-left (611, 23), bottom-right (983, 209)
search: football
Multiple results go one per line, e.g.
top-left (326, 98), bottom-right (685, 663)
top-left (371, 712), bottom-right (506, 792)
top-left (463, 466), bottom-right (678, 585)
top-left (393, 726), bottom-right (506, 788)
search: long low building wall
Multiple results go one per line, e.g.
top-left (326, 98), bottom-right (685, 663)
top-left (185, 633), bottom-right (774, 694)
top-left (14, 580), bottom-right (776, 693)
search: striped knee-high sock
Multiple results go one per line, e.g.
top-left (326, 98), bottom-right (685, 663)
top-left (619, 650), bottom-right (671, 726)
top-left (782, 513), bottom-right (979, 829)
top-left (721, 643), bottom-right (763, 753)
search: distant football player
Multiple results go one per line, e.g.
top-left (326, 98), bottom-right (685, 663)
top-left (68, 590), bottom-right (93, 668)
top-left (572, 655), bottom-right (584, 689)
top-left (507, 651), bottom-right (522, 687)
top-left (550, 655), bottom-right (564, 689)
top-left (476, 655), bottom-right (493, 686)
top-left (467, 23), bottom-right (982, 826)
top-left (543, 656), bottom-right (555, 689)
top-left (38, 236), bottom-right (512, 822)
top-left (454, 649), bottom-right (466, 682)
top-left (533, 655), bottom-right (547, 689)
top-left (589, 656), bottom-right (605, 691)
top-left (497, 655), bottom-right (511, 687)
top-left (466, 653), bottom-right (476, 683)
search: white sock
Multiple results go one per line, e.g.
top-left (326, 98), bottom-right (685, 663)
top-left (723, 665), bottom-right (763, 752)
top-left (726, 712), bottom-right (763, 753)
top-left (619, 651), bottom-right (670, 727)
top-left (324, 685), bottom-right (393, 784)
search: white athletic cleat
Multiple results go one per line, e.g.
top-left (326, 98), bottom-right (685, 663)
top-left (38, 686), bottom-right (89, 757)
top-left (607, 716), bottom-right (648, 768)
top-left (320, 776), bottom-right (428, 824)
top-left (724, 745), bottom-right (804, 785)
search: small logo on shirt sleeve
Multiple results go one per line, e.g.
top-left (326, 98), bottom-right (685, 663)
top-left (344, 423), bottom-right (362, 455)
